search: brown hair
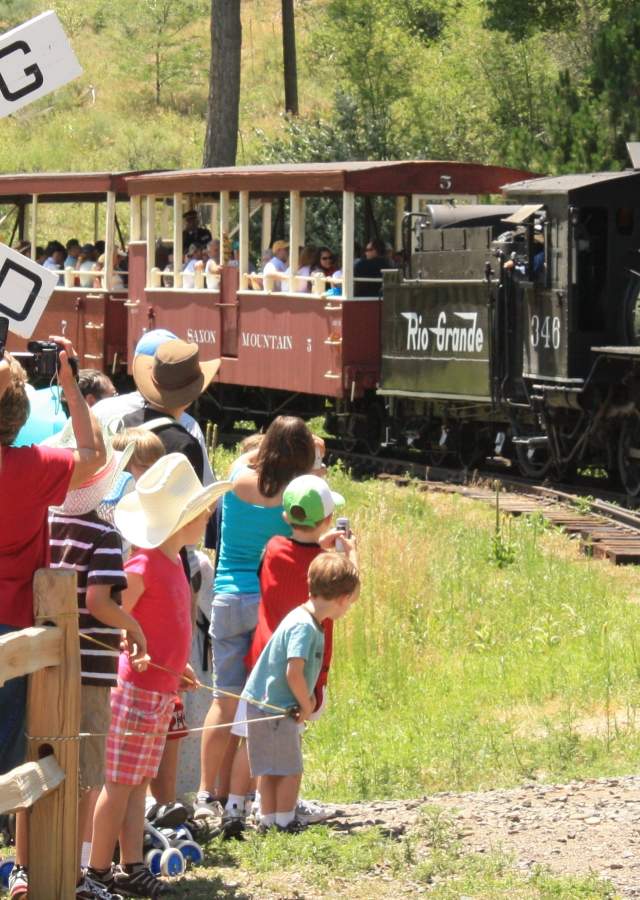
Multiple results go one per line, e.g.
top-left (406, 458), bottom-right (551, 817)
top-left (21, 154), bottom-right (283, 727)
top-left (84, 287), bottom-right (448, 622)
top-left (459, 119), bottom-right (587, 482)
top-left (0, 355), bottom-right (29, 447)
top-left (308, 552), bottom-right (360, 600)
top-left (254, 416), bottom-right (315, 498)
top-left (238, 433), bottom-right (264, 454)
top-left (111, 427), bottom-right (165, 471)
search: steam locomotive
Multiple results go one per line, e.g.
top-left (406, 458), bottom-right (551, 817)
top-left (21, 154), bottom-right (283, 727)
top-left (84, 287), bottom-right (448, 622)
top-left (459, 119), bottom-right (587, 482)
top-left (381, 149), bottom-right (640, 496)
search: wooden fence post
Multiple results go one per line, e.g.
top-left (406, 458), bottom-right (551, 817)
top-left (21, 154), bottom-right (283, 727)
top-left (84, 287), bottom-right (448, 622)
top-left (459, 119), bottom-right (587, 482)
top-left (27, 569), bottom-right (79, 900)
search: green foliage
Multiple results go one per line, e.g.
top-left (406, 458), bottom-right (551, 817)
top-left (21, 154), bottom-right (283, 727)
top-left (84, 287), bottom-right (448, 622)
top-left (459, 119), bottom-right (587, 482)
top-left (483, 0), bottom-right (583, 41)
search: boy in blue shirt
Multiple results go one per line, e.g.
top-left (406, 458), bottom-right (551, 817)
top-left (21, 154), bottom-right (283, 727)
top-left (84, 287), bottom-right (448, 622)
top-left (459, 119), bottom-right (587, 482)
top-left (242, 552), bottom-right (360, 832)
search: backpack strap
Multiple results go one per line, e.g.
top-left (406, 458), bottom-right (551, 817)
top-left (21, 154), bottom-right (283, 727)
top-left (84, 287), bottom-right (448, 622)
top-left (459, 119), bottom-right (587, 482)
top-left (138, 416), bottom-right (175, 432)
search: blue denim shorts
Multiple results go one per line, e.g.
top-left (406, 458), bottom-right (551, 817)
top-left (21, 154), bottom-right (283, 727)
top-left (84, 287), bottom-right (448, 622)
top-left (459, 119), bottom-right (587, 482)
top-left (209, 593), bottom-right (259, 696)
top-left (0, 626), bottom-right (27, 775)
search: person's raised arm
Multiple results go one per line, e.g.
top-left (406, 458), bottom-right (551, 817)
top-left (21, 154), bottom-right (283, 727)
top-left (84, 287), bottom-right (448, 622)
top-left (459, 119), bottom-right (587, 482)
top-left (52, 336), bottom-right (106, 488)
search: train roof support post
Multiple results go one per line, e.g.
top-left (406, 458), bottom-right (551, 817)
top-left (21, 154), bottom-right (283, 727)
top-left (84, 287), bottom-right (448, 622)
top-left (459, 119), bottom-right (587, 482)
top-left (239, 190), bottom-right (249, 280)
top-left (219, 191), bottom-right (229, 265)
top-left (29, 194), bottom-right (38, 262)
top-left (395, 196), bottom-right (406, 255)
top-left (130, 196), bottom-right (142, 242)
top-left (104, 190), bottom-right (116, 292)
top-left (261, 201), bottom-right (272, 254)
top-left (173, 192), bottom-right (183, 290)
top-left (145, 195), bottom-right (155, 288)
top-left (289, 189), bottom-right (302, 292)
top-left (342, 190), bottom-right (355, 300)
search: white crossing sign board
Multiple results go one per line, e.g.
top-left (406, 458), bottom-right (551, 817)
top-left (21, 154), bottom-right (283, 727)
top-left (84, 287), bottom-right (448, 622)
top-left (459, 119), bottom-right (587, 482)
top-left (0, 244), bottom-right (60, 338)
top-left (0, 11), bottom-right (82, 119)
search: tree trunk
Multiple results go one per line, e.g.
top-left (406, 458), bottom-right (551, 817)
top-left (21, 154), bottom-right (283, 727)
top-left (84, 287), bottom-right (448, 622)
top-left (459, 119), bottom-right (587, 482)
top-left (204, 0), bottom-right (242, 167)
top-left (281, 0), bottom-right (298, 115)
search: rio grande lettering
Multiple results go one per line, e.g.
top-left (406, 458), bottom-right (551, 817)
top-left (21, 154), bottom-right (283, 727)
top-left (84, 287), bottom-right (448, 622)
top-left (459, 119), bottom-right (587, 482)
top-left (401, 310), bottom-right (484, 354)
top-left (241, 332), bottom-right (293, 350)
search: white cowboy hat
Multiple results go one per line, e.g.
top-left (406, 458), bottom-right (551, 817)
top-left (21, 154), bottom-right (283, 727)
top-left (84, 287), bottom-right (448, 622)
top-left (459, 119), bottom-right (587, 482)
top-left (114, 452), bottom-right (232, 549)
top-left (42, 419), bottom-right (135, 517)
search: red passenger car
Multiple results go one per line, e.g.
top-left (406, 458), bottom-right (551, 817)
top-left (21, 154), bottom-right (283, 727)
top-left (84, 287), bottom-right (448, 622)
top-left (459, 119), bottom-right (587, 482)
top-left (125, 161), bottom-right (531, 446)
top-left (0, 172), bottom-right (132, 370)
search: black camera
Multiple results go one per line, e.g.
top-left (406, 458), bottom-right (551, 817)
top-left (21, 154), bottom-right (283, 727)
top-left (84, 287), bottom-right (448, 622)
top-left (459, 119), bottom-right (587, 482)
top-left (24, 340), bottom-right (78, 379)
top-left (0, 316), bottom-right (7, 358)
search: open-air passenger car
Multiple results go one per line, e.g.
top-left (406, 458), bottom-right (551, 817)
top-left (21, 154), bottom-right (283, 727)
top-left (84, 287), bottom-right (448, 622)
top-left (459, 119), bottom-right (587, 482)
top-left (124, 161), bottom-right (531, 444)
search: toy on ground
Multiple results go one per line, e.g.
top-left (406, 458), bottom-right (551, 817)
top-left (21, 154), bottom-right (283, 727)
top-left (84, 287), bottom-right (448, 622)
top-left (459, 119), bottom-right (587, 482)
top-left (143, 821), bottom-right (203, 877)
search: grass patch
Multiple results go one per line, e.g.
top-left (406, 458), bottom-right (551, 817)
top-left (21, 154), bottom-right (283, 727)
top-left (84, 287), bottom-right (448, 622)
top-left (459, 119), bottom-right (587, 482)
top-left (175, 811), bottom-right (615, 898)
top-left (211, 443), bottom-right (640, 799)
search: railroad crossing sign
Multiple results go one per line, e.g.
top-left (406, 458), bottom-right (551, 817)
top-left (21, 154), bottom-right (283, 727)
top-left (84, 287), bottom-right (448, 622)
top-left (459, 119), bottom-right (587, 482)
top-left (0, 244), bottom-right (59, 338)
top-left (0, 11), bottom-right (82, 119)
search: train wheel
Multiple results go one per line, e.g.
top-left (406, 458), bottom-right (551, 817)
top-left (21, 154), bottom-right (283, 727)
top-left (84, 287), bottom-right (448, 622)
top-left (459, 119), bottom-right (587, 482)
top-left (514, 440), bottom-right (553, 478)
top-left (618, 418), bottom-right (640, 497)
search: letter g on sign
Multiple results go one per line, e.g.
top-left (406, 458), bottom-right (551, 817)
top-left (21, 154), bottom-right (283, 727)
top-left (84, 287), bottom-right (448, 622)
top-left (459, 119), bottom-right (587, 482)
top-left (0, 41), bottom-right (43, 102)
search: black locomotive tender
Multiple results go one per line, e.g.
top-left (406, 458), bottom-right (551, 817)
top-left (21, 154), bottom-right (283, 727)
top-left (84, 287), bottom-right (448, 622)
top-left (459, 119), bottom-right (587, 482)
top-left (380, 147), bottom-right (640, 498)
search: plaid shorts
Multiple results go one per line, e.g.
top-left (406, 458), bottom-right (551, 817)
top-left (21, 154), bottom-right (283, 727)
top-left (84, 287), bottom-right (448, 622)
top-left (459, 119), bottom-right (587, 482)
top-left (106, 682), bottom-right (174, 785)
top-left (166, 697), bottom-right (188, 742)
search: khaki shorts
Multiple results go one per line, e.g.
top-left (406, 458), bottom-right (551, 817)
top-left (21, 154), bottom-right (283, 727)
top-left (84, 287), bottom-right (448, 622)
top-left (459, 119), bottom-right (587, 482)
top-left (246, 703), bottom-right (302, 777)
top-left (80, 685), bottom-right (111, 790)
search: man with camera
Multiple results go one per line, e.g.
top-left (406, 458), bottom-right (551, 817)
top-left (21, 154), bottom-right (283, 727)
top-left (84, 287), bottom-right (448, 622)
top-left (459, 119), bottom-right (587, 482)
top-left (0, 335), bottom-right (106, 898)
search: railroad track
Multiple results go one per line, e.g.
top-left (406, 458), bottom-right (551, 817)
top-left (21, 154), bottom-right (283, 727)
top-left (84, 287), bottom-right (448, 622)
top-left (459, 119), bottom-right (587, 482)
top-left (217, 431), bottom-right (640, 566)
top-left (322, 445), bottom-right (640, 566)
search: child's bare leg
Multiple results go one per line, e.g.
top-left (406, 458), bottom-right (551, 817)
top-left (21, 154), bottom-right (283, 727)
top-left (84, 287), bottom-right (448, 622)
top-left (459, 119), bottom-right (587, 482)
top-left (274, 774), bottom-right (300, 815)
top-left (199, 697), bottom-right (236, 798)
top-left (150, 740), bottom-right (180, 804)
top-left (119, 779), bottom-right (150, 864)
top-left (258, 775), bottom-right (278, 815)
top-left (228, 740), bottom-right (251, 797)
top-left (78, 788), bottom-right (95, 881)
top-left (89, 782), bottom-right (132, 870)
top-left (14, 810), bottom-right (27, 866)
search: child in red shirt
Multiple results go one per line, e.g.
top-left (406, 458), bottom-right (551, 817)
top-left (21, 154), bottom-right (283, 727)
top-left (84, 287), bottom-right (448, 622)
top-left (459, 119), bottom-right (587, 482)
top-left (87, 454), bottom-right (230, 899)
top-left (221, 473), bottom-right (357, 836)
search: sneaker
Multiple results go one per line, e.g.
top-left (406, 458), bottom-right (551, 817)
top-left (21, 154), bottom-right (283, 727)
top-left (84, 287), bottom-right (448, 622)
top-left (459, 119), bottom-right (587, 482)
top-left (76, 874), bottom-right (123, 899)
top-left (112, 863), bottom-right (173, 898)
top-left (146, 801), bottom-right (189, 829)
top-left (295, 798), bottom-right (336, 825)
top-left (8, 864), bottom-right (27, 898)
top-left (85, 867), bottom-right (118, 894)
top-left (193, 791), bottom-right (225, 820)
top-left (256, 821), bottom-right (276, 835)
top-left (220, 810), bottom-right (246, 840)
top-left (276, 818), bottom-right (306, 835)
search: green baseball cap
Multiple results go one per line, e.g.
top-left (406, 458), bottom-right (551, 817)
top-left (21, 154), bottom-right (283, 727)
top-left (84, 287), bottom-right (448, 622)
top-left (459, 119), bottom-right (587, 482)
top-left (283, 474), bottom-right (345, 527)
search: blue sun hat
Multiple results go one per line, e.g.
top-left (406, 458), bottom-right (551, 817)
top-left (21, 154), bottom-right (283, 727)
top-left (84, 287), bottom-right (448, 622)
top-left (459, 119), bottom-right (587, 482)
top-left (134, 329), bottom-right (178, 358)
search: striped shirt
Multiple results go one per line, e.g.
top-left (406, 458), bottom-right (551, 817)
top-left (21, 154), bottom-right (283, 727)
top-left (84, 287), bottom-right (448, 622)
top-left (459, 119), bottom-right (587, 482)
top-left (49, 510), bottom-right (127, 687)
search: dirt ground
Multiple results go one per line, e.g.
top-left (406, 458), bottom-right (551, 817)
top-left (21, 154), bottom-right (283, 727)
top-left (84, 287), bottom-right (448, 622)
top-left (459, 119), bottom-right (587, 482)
top-left (326, 775), bottom-right (640, 897)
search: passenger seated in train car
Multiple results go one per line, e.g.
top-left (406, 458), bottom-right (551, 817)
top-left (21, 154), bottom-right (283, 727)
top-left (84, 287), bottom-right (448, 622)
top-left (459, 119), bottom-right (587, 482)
top-left (292, 245), bottom-right (319, 293)
top-left (43, 240), bottom-right (65, 284)
top-left (182, 243), bottom-right (203, 289)
top-left (35, 246), bottom-right (46, 265)
top-left (78, 243), bottom-right (97, 288)
top-left (95, 240), bottom-right (105, 256)
top-left (14, 240), bottom-right (30, 256)
top-left (183, 208), bottom-right (212, 250)
top-left (353, 238), bottom-right (392, 297)
top-left (64, 238), bottom-right (81, 270)
top-left (162, 253), bottom-right (174, 287)
top-left (263, 240), bottom-right (289, 291)
top-left (204, 237), bottom-right (220, 264)
top-left (317, 246), bottom-right (337, 278)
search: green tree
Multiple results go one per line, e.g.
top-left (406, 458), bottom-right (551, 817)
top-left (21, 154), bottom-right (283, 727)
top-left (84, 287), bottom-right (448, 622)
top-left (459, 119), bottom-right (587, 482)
top-left (110, 0), bottom-right (208, 107)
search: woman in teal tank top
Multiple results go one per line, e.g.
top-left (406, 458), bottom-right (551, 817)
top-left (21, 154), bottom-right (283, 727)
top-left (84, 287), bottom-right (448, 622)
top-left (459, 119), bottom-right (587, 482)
top-left (197, 416), bottom-right (315, 813)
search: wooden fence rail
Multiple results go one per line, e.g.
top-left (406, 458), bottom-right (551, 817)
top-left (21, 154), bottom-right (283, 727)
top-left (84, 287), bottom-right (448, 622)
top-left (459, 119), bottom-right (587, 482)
top-left (0, 569), bottom-right (79, 900)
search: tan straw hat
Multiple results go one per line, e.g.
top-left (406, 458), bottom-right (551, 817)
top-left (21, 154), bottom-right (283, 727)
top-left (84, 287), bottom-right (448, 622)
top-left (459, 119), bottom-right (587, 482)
top-left (114, 452), bottom-right (232, 549)
top-left (133, 339), bottom-right (220, 409)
